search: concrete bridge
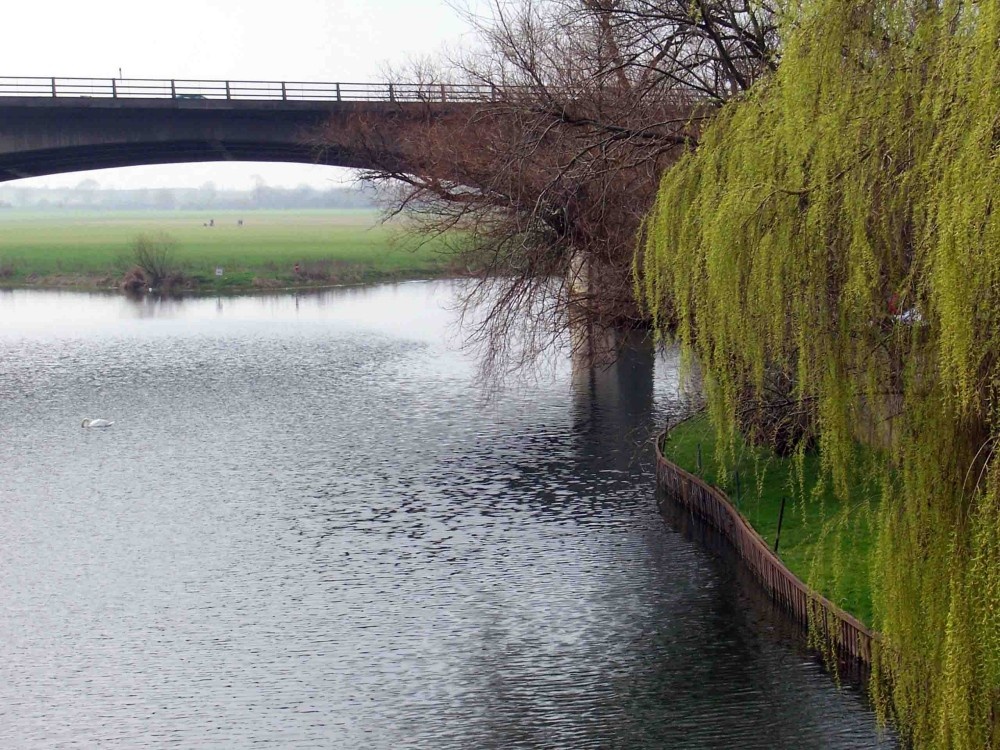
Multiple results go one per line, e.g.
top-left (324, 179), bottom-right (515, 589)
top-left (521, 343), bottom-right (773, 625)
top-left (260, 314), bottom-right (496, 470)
top-left (0, 76), bottom-right (488, 181)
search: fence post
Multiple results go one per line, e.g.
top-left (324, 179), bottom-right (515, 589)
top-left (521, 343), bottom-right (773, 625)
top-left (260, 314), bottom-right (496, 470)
top-left (335, 82), bottom-right (341, 102)
top-left (440, 82), bottom-right (447, 102)
top-left (774, 496), bottom-right (787, 553)
top-left (111, 79), bottom-right (117, 99)
top-left (388, 83), bottom-right (395, 102)
top-left (170, 80), bottom-right (176, 98)
top-left (281, 82), bottom-right (287, 101)
top-left (225, 81), bottom-right (231, 100)
top-left (50, 77), bottom-right (57, 97)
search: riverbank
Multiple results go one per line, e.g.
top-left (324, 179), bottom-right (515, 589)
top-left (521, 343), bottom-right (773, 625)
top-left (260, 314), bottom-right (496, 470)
top-left (661, 414), bottom-right (877, 626)
top-left (0, 209), bottom-right (457, 292)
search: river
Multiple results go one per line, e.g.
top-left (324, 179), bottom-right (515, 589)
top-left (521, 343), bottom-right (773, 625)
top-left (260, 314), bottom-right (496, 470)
top-left (0, 282), bottom-right (893, 748)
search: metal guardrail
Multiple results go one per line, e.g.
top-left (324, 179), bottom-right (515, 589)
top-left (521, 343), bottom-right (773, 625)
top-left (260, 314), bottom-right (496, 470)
top-left (0, 76), bottom-right (497, 103)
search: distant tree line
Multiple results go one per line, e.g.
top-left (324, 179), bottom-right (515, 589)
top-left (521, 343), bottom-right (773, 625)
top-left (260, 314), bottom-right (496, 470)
top-left (0, 181), bottom-right (376, 211)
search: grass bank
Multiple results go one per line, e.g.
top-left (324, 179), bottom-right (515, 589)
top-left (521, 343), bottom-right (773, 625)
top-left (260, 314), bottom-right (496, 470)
top-left (663, 414), bottom-right (878, 626)
top-left (0, 209), bottom-right (457, 291)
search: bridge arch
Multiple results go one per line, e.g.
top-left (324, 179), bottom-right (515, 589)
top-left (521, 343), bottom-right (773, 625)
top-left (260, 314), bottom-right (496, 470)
top-left (0, 77), bottom-right (481, 181)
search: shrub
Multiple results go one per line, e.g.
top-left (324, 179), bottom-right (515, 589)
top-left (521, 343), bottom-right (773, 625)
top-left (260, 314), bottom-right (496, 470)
top-left (131, 233), bottom-right (178, 288)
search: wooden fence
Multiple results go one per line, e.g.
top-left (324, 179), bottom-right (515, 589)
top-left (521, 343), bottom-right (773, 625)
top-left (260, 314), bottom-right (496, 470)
top-left (655, 431), bottom-right (878, 668)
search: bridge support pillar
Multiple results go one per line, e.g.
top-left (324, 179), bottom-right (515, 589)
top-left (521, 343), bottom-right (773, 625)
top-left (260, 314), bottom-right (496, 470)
top-left (567, 248), bottom-right (656, 432)
top-left (568, 250), bottom-right (618, 368)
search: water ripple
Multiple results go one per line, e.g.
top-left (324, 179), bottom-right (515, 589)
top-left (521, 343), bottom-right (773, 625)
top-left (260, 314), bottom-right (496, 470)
top-left (0, 285), bottom-right (893, 749)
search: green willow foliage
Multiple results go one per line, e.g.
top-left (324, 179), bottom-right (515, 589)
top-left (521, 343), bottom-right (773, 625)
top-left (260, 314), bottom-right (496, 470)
top-left (639, 1), bottom-right (1000, 746)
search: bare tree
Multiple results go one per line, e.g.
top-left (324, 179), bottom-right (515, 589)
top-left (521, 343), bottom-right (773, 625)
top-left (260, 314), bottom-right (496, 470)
top-left (323, 0), bottom-right (779, 377)
top-left (131, 232), bottom-right (178, 289)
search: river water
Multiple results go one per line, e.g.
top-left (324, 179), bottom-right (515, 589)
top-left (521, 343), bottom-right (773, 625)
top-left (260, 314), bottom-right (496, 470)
top-left (0, 283), bottom-right (892, 748)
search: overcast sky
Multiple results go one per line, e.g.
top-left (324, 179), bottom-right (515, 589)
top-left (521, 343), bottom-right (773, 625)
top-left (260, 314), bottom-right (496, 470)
top-left (6, 0), bottom-right (476, 190)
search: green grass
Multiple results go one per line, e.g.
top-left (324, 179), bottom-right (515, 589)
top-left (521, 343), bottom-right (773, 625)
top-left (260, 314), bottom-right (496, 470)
top-left (663, 414), bottom-right (879, 626)
top-left (0, 209), bottom-right (455, 289)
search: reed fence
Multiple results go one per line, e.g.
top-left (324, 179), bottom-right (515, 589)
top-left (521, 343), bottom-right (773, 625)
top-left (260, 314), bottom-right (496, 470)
top-left (655, 430), bottom-right (877, 667)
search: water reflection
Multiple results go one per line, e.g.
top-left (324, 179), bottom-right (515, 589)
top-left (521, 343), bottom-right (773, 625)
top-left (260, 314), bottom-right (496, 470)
top-left (0, 285), bottom-right (892, 749)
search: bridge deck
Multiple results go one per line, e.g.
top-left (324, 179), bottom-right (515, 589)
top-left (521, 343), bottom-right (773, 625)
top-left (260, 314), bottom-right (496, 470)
top-left (0, 78), bottom-right (488, 181)
top-left (0, 75), bottom-right (700, 181)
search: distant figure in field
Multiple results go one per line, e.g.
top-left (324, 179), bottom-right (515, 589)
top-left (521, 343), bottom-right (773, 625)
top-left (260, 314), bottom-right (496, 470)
top-left (209, 219), bottom-right (215, 227)
top-left (237, 219), bottom-right (244, 227)
top-left (293, 263), bottom-right (301, 276)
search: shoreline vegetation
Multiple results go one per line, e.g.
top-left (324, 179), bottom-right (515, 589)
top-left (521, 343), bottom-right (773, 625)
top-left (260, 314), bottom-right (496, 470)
top-left (0, 209), bottom-right (458, 293)
top-left (637, 3), bottom-right (1000, 741)
top-left (662, 414), bottom-right (877, 628)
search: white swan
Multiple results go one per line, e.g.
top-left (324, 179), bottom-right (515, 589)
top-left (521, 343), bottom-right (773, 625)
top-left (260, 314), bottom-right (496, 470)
top-left (81, 418), bottom-right (114, 428)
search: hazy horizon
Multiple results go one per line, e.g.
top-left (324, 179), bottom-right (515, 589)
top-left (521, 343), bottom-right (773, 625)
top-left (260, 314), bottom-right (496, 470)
top-left (0, 180), bottom-right (377, 212)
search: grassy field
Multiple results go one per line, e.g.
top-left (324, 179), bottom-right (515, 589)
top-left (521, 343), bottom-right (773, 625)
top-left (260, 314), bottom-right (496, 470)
top-left (0, 209), bottom-right (456, 290)
top-left (663, 414), bottom-right (879, 626)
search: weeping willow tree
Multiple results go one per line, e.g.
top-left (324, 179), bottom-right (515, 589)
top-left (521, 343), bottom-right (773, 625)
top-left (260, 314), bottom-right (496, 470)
top-left (639, 0), bottom-right (1000, 745)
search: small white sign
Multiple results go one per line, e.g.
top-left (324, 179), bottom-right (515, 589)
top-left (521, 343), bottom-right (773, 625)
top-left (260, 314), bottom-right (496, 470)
top-left (215, 267), bottom-right (224, 277)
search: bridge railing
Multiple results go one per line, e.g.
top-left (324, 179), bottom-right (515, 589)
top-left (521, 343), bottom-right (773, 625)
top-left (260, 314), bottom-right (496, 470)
top-left (0, 76), bottom-right (497, 103)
